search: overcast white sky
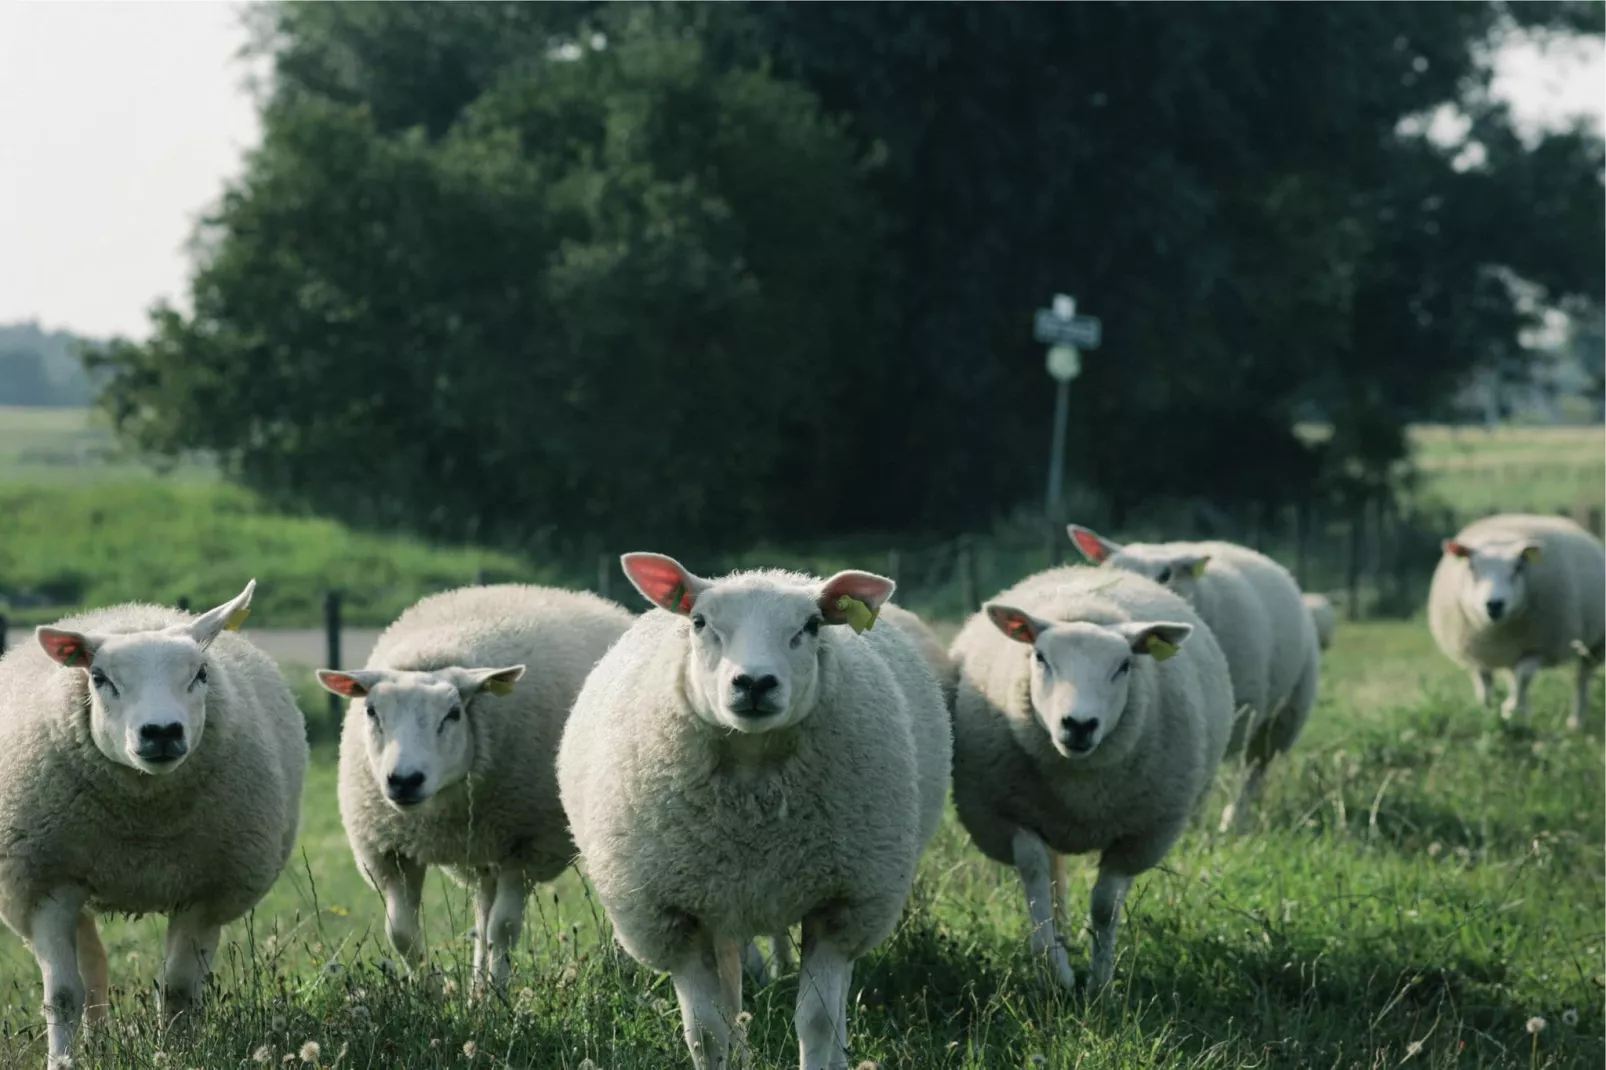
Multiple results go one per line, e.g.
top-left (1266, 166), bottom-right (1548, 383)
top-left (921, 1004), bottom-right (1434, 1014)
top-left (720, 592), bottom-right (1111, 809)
top-left (1, 3), bottom-right (1602, 341)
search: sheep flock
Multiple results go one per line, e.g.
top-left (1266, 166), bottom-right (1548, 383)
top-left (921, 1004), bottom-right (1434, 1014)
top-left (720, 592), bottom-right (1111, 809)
top-left (0, 512), bottom-right (1600, 1070)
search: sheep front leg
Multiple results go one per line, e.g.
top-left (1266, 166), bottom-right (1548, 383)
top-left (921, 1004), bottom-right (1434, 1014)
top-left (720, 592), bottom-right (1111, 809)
top-left (161, 908), bottom-right (221, 1025)
top-left (1011, 828), bottom-right (1074, 989)
top-left (1472, 669), bottom-right (1495, 709)
top-left (77, 911), bottom-right (109, 1027)
top-left (671, 934), bottom-right (738, 1070)
top-left (364, 852), bottom-right (428, 974)
top-left (1570, 655), bottom-right (1597, 730)
top-left (1087, 867), bottom-right (1132, 992)
top-left (795, 918), bottom-right (853, 1070)
top-left (478, 868), bottom-right (529, 992)
top-left (30, 889), bottom-right (88, 1068)
top-left (1500, 656), bottom-right (1542, 723)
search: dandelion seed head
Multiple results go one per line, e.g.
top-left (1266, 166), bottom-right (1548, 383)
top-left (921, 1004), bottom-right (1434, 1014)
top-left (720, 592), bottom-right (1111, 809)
top-left (299, 1039), bottom-right (321, 1063)
top-left (1526, 1016), bottom-right (1547, 1034)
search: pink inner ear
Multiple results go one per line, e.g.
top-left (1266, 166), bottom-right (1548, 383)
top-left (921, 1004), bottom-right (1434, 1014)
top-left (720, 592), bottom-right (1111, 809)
top-left (1444, 540), bottom-right (1471, 559)
top-left (622, 554), bottom-right (696, 614)
top-left (986, 606), bottom-right (1037, 644)
top-left (1070, 527), bottom-right (1112, 563)
top-left (39, 631), bottom-right (88, 667)
top-left (819, 571), bottom-right (896, 621)
top-left (323, 673), bottom-right (366, 698)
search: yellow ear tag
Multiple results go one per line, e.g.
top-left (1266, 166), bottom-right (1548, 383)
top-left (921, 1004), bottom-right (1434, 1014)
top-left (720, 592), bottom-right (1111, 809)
top-left (1190, 558), bottom-right (1209, 579)
top-left (836, 596), bottom-right (878, 635)
top-left (482, 676), bottom-right (517, 697)
top-left (225, 606), bottom-right (251, 631)
top-left (1146, 635), bottom-right (1179, 662)
top-left (1521, 546), bottom-right (1542, 564)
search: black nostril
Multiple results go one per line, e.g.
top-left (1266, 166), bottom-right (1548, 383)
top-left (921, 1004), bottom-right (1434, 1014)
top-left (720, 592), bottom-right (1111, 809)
top-left (387, 771), bottom-right (426, 795)
top-left (1486, 600), bottom-right (1506, 619)
top-left (748, 674), bottom-right (779, 698)
top-left (1062, 717), bottom-right (1100, 736)
top-left (732, 674), bottom-right (754, 693)
top-left (139, 722), bottom-right (184, 743)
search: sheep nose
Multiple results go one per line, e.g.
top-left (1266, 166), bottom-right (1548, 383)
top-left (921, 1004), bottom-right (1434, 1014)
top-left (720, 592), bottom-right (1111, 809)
top-left (732, 674), bottom-right (779, 700)
top-left (1486, 599), bottom-right (1506, 620)
top-left (136, 722), bottom-right (187, 763)
top-left (1060, 716), bottom-right (1100, 752)
top-left (386, 770), bottom-right (427, 805)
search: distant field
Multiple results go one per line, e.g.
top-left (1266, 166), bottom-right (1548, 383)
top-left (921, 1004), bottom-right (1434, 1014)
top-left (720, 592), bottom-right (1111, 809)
top-left (0, 619), bottom-right (1597, 1068)
top-left (0, 405), bottom-right (214, 484)
top-left (1407, 423), bottom-right (1605, 515)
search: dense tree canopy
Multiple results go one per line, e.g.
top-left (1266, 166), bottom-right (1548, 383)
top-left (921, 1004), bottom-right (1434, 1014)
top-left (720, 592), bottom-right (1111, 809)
top-left (91, 2), bottom-right (1605, 549)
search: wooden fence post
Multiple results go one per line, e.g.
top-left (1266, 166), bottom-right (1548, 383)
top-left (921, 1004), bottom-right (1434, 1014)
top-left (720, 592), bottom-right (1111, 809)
top-left (177, 596), bottom-right (190, 612)
top-left (597, 553), bottom-right (612, 601)
top-left (886, 550), bottom-right (900, 592)
top-left (1345, 507), bottom-right (1363, 622)
top-left (0, 612), bottom-right (7, 654)
top-left (1293, 503), bottom-right (1309, 591)
top-left (1590, 507), bottom-right (1604, 539)
top-left (324, 591), bottom-right (343, 725)
top-left (959, 536), bottom-right (979, 614)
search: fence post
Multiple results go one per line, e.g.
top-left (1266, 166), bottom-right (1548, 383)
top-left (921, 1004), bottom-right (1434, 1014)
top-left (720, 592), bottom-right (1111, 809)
top-left (597, 552), bottom-right (612, 601)
top-left (474, 567), bottom-right (487, 586)
top-left (886, 549), bottom-right (900, 591)
top-left (324, 591), bottom-right (343, 725)
top-left (1345, 507), bottom-right (1363, 622)
top-left (1293, 503), bottom-right (1309, 590)
top-left (1590, 507), bottom-right (1604, 539)
top-left (959, 536), bottom-right (979, 614)
top-left (177, 596), bottom-right (190, 612)
top-left (0, 612), bottom-right (7, 654)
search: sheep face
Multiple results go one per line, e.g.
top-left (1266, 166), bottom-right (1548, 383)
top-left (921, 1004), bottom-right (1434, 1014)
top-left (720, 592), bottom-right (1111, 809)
top-left (1066, 525), bottom-right (1210, 600)
top-left (986, 603), bottom-right (1193, 761)
top-left (1443, 538), bottom-right (1540, 625)
top-left (34, 581), bottom-right (255, 776)
top-left (318, 665), bottom-right (524, 809)
top-left (620, 553), bottom-right (896, 735)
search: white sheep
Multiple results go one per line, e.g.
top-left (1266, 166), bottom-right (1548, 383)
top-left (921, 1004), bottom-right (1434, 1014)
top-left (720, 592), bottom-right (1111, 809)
top-left (317, 584), bottom-right (632, 992)
top-left (556, 554), bottom-right (952, 1070)
top-left (1303, 593), bottom-right (1337, 651)
top-left (1427, 513), bottom-right (1605, 728)
top-left (0, 582), bottom-right (307, 1068)
top-left (950, 566), bottom-right (1234, 991)
top-left (1068, 525), bottom-right (1321, 831)
top-left (879, 602), bottom-right (958, 711)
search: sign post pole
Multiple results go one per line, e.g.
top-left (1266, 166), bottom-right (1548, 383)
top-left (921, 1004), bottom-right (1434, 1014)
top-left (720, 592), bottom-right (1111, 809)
top-left (1033, 293), bottom-right (1102, 529)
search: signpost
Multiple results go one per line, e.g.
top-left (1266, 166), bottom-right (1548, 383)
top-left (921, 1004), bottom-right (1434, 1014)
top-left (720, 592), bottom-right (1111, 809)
top-left (1035, 293), bottom-right (1102, 527)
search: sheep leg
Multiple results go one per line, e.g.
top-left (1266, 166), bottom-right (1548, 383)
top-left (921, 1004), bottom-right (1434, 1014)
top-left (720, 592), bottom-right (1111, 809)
top-left (741, 940), bottom-right (770, 987)
top-left (77, 911), bottom-right (109, 1026)
top-left (1569, 655), bottom-right (1597, 730)
top-left (481, 868), bottom-right (529, 992)
top-left (1048, 850), bottom-right (1069, 935)
top-left (1472, 669), bottom-right (1495, 709)
top-left (30, 889), bottom-right (87, 1068)
top-left (471, 869), bottom-right (495, 995)
top-left (671, 935), bottom-right (735, 1070)
top-left (1087, 867), bottom-right (1132, 992)
top-left (795, 918), bottom-right (853, 1070)
top-left (773, 927), bottom-right (797, 972)
top-left (1500, 656), bottom-right (1542, 722)
top-left (715, 934), bottom-right (746, 1065)
top-left (160, 909), bottom-right (220, 1025)
top-left (1011, 828), bottom-right (1074, 990)
top-left (368, 853), bottom-right (428, 973)
top-left (1220, 758), bottom-right (1269, 834)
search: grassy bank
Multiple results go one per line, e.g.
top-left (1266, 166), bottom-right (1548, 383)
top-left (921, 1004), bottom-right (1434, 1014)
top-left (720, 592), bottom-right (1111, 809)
top-left (0, 619), bottom-right (1597, 1068)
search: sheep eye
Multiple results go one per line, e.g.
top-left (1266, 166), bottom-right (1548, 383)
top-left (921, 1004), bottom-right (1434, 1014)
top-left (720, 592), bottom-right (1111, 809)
top-left (805, 616), bottom-right (822, 637)
top-left (1114, 658), bottom-right (1132, 679)
top-left (1156, 567), bottom-right (1173, 584)
top-left (191, 664), bottom-right (209, 688)
top-left (691, 614), bottom-right (707, 633)
top-left (440, 706), bottom-right (463, 731)
top-left (364, 704), bottom-right (378, 721)
top-left (1033, 650), bottom-right (1047, 667)
top-left (90, 668), bottom-right (116, 694)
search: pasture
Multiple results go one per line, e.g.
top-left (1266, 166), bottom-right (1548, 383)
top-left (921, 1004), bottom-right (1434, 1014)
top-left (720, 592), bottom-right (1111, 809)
top-left (0, 619), bottom-right (1598, 1069)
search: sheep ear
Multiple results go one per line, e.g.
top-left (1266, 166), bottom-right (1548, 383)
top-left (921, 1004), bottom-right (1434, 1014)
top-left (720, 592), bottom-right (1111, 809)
top-left (1443, 540), bottom-right (1472, 559)
top-left (37, 627), bottom-right (97, 668)
top-left (316, 669), bottom-right (386, 699)
top-left (819, 571), bottom-right (896, 631)
top-left (1180, 555), bottom-right (1210, 579)
top-left (453, 665), bottom-right (526, 698)
top-left (1519, 543), bottom-right (1542, 564)
top-left (985, 603), bottom-right (1049, 645)
top-left (620, 553), bottom-right (708, 615)
top-left (186, 580), bottom-right (256, 646)
top-left (1067, 525), bottom-right (1121, 564)
top-left (1115, 621), bottom-right (1194, 661)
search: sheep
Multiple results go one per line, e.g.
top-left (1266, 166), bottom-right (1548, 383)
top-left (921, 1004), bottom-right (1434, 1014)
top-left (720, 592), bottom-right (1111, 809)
top-left (1303, 593), bottom-right (1337, 651)
top-left (949, 566), bottom-right (1234, 992)
top-left (556, 554), bottom-right (952, 1070)
top-left (0, 581), bottom-right (307, 1068)
top-left (879, 602), bottom-right (959, 711)
top-left (1427, 513), bottom-right (1605, 728)
top-left (1068, 525), bottom-right (1321, 831)
top-left (317, 584), bottom-right (632, 993)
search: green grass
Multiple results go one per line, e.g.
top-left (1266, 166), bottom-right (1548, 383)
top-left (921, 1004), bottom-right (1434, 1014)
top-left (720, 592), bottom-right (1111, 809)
top-left (0, 619), bottom-right (1598, 1068)
top-left (0, 406), bottom-right (214, 484)
top-left (1407, 425), bottom-right (1605, 517)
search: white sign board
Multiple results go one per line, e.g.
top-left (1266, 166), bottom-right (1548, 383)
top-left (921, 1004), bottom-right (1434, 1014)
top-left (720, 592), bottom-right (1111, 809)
top-left (1046, 344), bottom-right (1081, 382)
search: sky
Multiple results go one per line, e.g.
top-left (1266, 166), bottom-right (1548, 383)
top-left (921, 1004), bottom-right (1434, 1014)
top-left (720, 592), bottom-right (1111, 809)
top-left (0, 3), bottom-right (1602, 342)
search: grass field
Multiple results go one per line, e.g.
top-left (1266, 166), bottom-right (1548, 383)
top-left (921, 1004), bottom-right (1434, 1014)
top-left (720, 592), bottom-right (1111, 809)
top-left (0, 619), bottom-right (1598, 1069)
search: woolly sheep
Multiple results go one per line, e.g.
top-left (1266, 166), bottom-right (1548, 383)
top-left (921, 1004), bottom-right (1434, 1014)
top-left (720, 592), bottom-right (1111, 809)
top-left (0, 582), bottom-right (307, 1068)
top-left (557, 554), bottom-right (952, 1070)
top-left (317, 584), bottom-right (632, 993)
top-left (1427, 513), bottom-right (1605, 728)
top-left (879, 602), bottom-right (959, 711)
top-left (1303, 593), bottom-right (1337, 651)
top-left (950, 566), bottom-right (1234, 991)
top-left (1068, 525), bottom-right (1321, 831)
